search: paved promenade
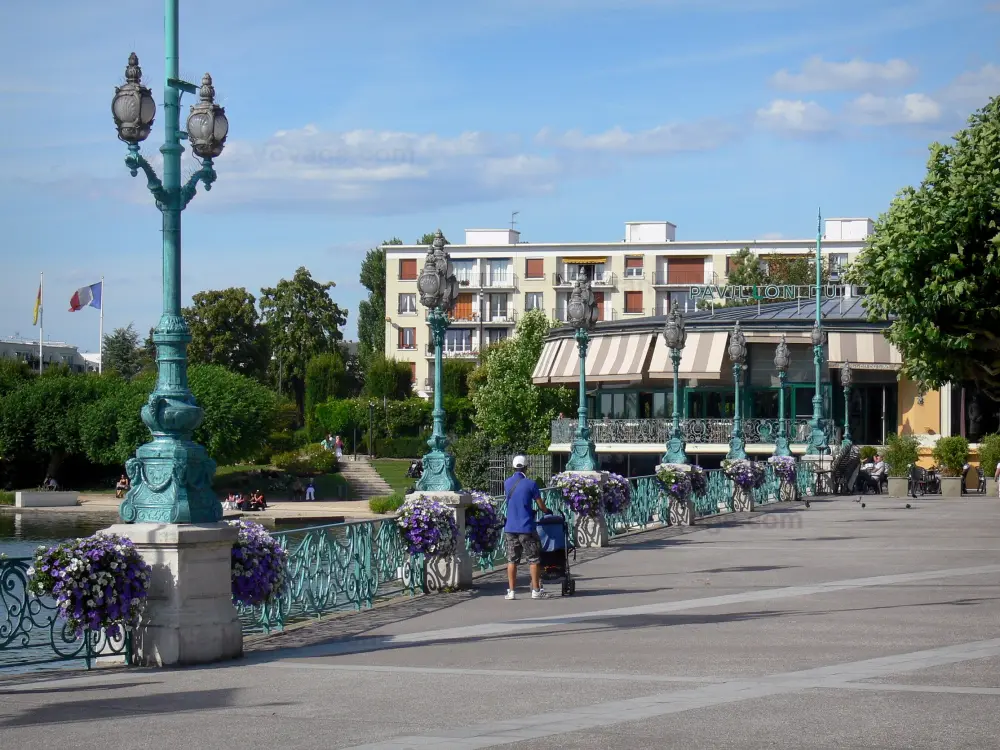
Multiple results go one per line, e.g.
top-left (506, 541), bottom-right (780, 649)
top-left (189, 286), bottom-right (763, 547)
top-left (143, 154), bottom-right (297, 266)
top-left (3, 494), bottom-right (999, 749)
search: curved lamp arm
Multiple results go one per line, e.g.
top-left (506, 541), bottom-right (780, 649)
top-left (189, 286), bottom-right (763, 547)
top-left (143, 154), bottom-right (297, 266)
top-left (180, 158), bottom-right (217, 209)
top-left (124, 146), bottom-right (168, 207)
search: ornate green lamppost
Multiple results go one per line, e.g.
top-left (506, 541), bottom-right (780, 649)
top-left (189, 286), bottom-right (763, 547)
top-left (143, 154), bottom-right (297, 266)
top-left (112, 1), bottom-right (229, 524)
top-left (840, 360), bottom-right (853, 448)
top-left (807, 210), bottom-right (830, 456)
top-left (727, 322), bottom-right (748, 460)
top-left (415, 230), bottom-right (462, 491)
top-left (662, 301), bottom-right (688, 464)
top-left (773, 334), bottom-right (792, 457)
top-left (566, 271), bottom-right (599, 471)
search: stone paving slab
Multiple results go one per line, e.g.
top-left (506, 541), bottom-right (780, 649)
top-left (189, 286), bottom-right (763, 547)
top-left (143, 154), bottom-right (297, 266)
top-left (2, 494), bottom-right (998, 749)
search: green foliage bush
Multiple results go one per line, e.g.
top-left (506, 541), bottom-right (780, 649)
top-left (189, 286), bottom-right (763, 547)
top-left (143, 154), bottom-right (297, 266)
top-left (374, 437), bottom-right (426, 459)
top-left (0, 360), bottom-right (32, 398)
top-left (859, 445), bottom-right (879, 462)
top-left (368, 493), bottom-right (406, 514)
top-left (932, 435), bottom-right (969, 477)
top-left (454, 431), bottom-right (496, 491)
top-left (442, 360), bottom-right (475, 398)
top-left (884, 433), bottom-right (920, 477)
top-left (271, 444), bottom-right (338, 475)
top-left (364, 355), bottom-right (413, 400)
top-left (0, 490), bottom-right (13, 506)
top-left (305, 352), bottom-right (347, 440)
top-left (977, 433), bottom-right (1000, 477)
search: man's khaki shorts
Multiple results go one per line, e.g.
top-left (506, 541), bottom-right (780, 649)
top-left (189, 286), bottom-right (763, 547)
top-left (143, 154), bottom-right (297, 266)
top-left (505, 531), bottom-right (541, 565)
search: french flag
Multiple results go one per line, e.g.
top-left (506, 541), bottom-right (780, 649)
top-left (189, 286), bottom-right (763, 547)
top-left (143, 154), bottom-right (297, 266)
top-left (69, 281), bottom-right (103, 312)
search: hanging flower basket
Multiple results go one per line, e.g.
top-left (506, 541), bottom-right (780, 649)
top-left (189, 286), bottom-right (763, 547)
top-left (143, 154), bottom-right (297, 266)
top-left (28, 533), bottom-right (151, 638)
top-left (768, 455), bottom-right (797, 483)
top-left (228, 520), bottom-right (289, 607)
top-left (466, 491), bottom-right (504, 557)
top-left (552, 472), bottom-right (604, 517)
top-left (396, 493), bottom-right (458, 556)
top-left (689, 465), bottom-right (708, 496)
top-left (603, 473), bottom-right (632, 514)
top-left (654, 463), bottom-right (692, 501)
top-left (722, 459), bottom-right (761, 490)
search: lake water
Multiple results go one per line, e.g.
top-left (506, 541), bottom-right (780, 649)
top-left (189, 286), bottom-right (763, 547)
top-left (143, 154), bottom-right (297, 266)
top-left (0, 512), bottom-right (122, 559)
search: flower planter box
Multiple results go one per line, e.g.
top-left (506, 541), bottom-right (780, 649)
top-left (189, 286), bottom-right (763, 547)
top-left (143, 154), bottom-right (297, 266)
top-left (15, 491), bottom-right (79, 508)
top-left (940, 476), bottom-right (963, 498)
top-left (887, 477), bottom-right (909, 497)
top-left (986, 478), bottom-right (998, 498)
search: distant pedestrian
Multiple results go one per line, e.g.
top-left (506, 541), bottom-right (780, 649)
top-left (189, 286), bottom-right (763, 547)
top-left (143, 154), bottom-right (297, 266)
top-left (305, 479), bottom-right (316, 501)
top-left (334, 435), bottom-right (344, 459)
top-left (503, 455), bottom-right (551, 600)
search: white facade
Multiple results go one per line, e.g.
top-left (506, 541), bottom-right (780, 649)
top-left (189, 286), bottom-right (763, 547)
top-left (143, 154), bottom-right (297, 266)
top-left (384, 218), bottom-right (872, 397)
top-left (0, 338), bottom-right (96, 373)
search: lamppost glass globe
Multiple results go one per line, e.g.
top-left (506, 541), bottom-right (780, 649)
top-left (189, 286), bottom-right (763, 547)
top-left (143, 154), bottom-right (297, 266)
top-left (112, 53), bottom-right (156, 145)
top-left (186, 73), bottom-right (228, 159)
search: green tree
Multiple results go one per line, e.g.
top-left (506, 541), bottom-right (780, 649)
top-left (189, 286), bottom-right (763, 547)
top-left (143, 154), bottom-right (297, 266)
top-left (102, 324), bottom-right (144, 380)
top-left (418, 232), bottom-right (449, 245)
top-left (364, 355), bottom-right (413, 400)
top-left (182, 288), bottom-right (269, 379)
top-left (357, 239), bottom-right (400, 372)
top-left (846, 96), bottom-right (1000, 399)
top-left (442, 360), bottom-right (475, 398)
top-left (305, 352), bottom-right (347, 438)
top-left (469, 309), bottom-right (574, 452)
top-left (0, 360), bottom-right (33, 398)
top-left (716, 247), bottom-right (829, 308)
top-left (259, 267), bottom-right (347, 420)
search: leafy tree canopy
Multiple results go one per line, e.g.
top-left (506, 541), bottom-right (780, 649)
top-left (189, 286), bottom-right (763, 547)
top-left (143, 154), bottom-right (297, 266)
top-left (102, 324), bottom-right (144, 380)
top-left (469, 309), bottom-right (574, 452)
top-left (259, 266), bottom-right (347, 419)
top-left (418, 232), bottom-right (449, 245)
top-left (364, 355), bottom-right (413, 400)
top-left (719, 247), bottom-right (829, 307)
top-left (357, 238), bottom-right (400, 371)
top-left (182, 288), bottom-right (269, 379)
top-left (846, 96), bottom-right (1000, 398)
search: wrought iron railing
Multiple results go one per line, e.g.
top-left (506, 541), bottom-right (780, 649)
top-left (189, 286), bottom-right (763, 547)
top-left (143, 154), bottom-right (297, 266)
top-left (238, 519), bottom-right (424, 634)
top-left (550, 418), bottom-right (831, 445)
top-left (0, 557), bottom-right (131, 672)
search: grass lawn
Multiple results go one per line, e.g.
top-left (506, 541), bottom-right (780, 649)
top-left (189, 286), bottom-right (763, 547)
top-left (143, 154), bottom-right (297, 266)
top-left (370, 459), bottom-right (417, 494)
top-left (213, 465), bottom-right (349, 499)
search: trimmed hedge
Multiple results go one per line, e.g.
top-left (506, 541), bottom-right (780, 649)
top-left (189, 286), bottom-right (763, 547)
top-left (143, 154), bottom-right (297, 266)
top-left (272, 445), bottom-right (338, 475)
top-left (374, 437), bottom-right (427, 459)
top-left (368, 493), bottom-right (406, 514)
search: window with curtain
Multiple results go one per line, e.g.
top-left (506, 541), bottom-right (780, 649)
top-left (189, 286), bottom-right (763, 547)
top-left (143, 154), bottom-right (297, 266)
top-left (444, 329), bottom-right (473, 352)
top-left (398, 328), bottom-right (416, 349)
top-left (625, 256), bottom-right (644, 278)
top-left (398, 293), bottom-right (416, 314)
top-left (525, 292), bottom-right (543, 311)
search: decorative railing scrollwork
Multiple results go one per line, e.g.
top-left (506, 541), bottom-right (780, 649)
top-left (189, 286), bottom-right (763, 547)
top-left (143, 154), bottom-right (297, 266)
top-left (551, 418), bottom-right (831, 446)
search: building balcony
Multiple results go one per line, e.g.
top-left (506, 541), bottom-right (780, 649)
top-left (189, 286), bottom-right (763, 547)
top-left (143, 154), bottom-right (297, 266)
top-left (425, 345), bottom-right (479, 359)
top-left (482, 311), bottom-right (517, 325)
top-left (552, 271), bottom-right (617, 288)
top-left (481, 273), bottom-right (517, 290)
top-left (652, 271), bottom-right (719, 287)
top-left (552, 308), bottom-right (618, 323)
top-left (550, 417), bottom-right (840, 447)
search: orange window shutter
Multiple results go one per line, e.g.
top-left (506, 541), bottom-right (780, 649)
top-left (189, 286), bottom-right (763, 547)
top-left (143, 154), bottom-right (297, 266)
top-left (455, 293), bottom-right (473, 319)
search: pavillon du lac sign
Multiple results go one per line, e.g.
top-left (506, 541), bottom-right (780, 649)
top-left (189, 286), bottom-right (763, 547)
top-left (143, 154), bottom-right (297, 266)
top-left (688, 284), bottom-right (847, 301)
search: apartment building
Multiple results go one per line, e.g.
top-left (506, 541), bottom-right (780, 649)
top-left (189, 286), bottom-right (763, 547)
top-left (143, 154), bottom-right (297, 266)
top-left (0, 338), bottom-right (98, 373)
top-left (383, 218), bottom-right (873, 396)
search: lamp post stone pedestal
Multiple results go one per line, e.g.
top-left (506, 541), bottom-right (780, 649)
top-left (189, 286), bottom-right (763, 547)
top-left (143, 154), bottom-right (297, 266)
top-left (573, 471), bottom-right (610, 548)
top-left (102, 523), bottom-right (242, 667)
top-left (661, 303), bottom-right (688, 464)
top-left (106, 0), bottom-right (240, 667)
top-left (408, 231), bottom-right (472, 590)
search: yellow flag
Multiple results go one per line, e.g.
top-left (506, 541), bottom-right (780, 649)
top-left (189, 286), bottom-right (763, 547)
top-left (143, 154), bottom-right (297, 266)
top-left (32, 284), bottom-right (41, 326)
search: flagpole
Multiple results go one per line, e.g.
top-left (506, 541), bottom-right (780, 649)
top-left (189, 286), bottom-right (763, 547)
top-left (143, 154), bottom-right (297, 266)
top-left (99, 276), bottom-right (105, 374)
top-left (38, 272), bottom-right (44, 375)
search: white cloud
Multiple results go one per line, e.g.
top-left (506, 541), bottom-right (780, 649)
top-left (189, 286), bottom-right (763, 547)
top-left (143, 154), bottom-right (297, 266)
top-left (771, 56), bottom-right (917, 92)
top-left (938, 63), bottom-right (1000, 108)
top-left (535, 120), bottom-right (737, 154)
top-left (755, 99), bottom-right (835, 134)
top-left (844, 93), bottom-right (942, 125)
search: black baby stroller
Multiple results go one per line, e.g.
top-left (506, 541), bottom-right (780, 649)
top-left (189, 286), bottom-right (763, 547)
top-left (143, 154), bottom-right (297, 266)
top-left (536, 514), bottom-right (576, 596)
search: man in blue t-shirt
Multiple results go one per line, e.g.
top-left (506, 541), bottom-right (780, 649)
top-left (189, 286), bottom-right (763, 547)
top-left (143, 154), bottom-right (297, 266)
top-left (503, 455), bottom-right (551, 600)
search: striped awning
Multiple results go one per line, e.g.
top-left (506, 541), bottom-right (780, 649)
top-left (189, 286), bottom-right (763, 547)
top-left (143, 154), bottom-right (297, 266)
top-left (562, 257), bottom-right (607, 264)
top-left (542, 333), bottom-right (654, 384)
top-left (648, 331), bottom-right (729, 379)
top-left (828, 332), bottom-right (902, 371)
top-left (531, 339), bottom-right (566, 384)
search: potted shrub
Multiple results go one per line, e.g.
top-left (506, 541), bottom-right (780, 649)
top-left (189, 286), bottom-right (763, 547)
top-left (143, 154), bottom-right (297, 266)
top-left (859, 445), bottom-right (878, 463)
top-left (884, 433), bottom-right (920, 496)
top-left (978, 433), bottom-right (1000, 497)
top-left (932, 436), bottom-right (969, 497)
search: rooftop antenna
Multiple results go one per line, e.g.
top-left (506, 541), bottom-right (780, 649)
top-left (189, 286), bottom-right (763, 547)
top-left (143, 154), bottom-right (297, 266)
top-left (510, 211), bottom-right (519, 231)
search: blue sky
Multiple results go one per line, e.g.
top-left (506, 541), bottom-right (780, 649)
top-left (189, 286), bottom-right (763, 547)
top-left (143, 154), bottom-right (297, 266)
top-left (1, 0), bottom-right (997, 351)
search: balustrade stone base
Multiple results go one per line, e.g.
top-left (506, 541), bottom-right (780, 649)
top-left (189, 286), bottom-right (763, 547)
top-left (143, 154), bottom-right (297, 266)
top-left (940, 476), bottom-right (963, 498)
top-left (670, 498), bottom-right (695, 526)
top-left (565, 471), bottom-right (609, 547)
top-left (887, 477), bottom-right (909, 497)
top-left (101, 523), bottom-right (243, 667)
top-left (733, 486), bottom-right (755, 513)
top-left (779, 481), bottom-right (798, 503)
top-left (986, 478), bottom-right (998, 499)
top-left (408, 491), bottom-right (473, 592)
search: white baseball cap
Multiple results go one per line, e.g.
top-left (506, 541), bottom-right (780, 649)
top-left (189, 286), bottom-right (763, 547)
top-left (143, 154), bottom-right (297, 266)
top-left (512, 455), bottom-right (527, 469)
